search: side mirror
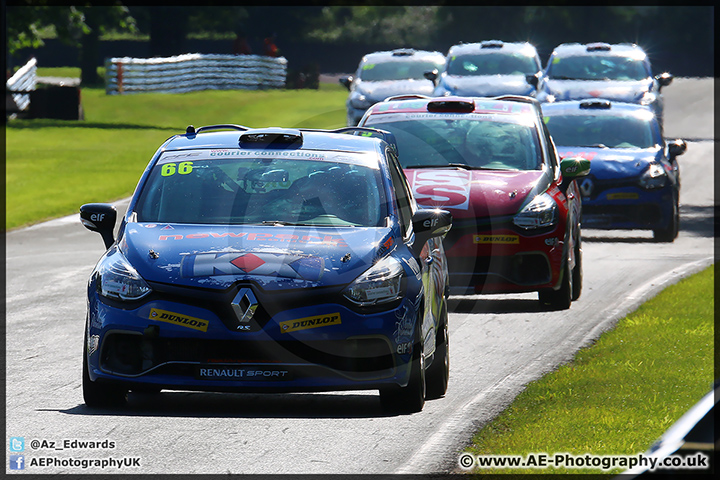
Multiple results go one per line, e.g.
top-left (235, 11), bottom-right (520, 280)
top-left (560, 156), bottom-right (591, 179)
top-left (80, 203), bottom-right (117, 249)
top-left (339, 76), bottom-right (353, 91)
top-left (412, 208), bottom-right (452, 256)
top-left (655, 72), bottom-right (673, 89)
top-left (667, 139), bottom-right (687, 159)
top-left (525, 73), bottom-right (539, 88)
top-left (423, 69), bottom-right (438, 86)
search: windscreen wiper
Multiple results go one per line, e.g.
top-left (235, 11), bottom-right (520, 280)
top-left (405, 163), bottom-right (488, 170)
top-left (260, 220), bottom-right (307, 226)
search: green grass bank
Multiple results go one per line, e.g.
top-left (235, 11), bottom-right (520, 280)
top-left (461, 265), bottom-right (715, 475)
top-left (6, 75), bottom-right (347, 230)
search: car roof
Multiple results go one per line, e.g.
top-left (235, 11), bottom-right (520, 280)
top-left (447, 40), bottom-right (539, 57)
top-left (360, 48), bottom-right (445, 64)
top-left (366, 95), bottom-right (540, 117)
top-left (550, 42), bottom-right (648, 59)
top-left (162, 126), bottom-right (391, 157)
top-left (541, 99), bottom-right (656, 117)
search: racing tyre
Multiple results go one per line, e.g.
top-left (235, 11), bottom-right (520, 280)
top-left (539, 261), bottom-right (572, 310)
top-left (379, 321), bottom-right (426, 413)
top-left (425, 304), bottom-right (449, 400)
top-left (571, 236), bottom-right (582, 302)
top-left (83, 333), bottom-right (127, 408)
top-left (653, 195), bottom-right (679, 242)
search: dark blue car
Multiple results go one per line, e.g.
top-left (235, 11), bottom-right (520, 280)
top-left (542, 99), bottom-right (687, 241)
top-left (80, 125), bottom-right (452, 413)
top-left (537, 43), bottom-right (673, 124)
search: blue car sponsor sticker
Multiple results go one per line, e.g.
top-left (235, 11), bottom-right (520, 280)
top-left (181, 252), bottom-right (324, 281)
top-left (196, 366), bottom-right (293, 380)
top-left (149, 308), bottom-right (209, 332)
top-left (279, 313), bottom-right (341, 333)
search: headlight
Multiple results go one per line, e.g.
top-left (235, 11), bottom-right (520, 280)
top-left (513, 193), bottom-right (558, 229)
top-left (638, 163), bottom-right (667, 189)
top-left (350, 93), bottom-right (373, 109)
top-left (342, 256), bottom-right (404, 306)
top-left (639, 91), bottom-right (657, 106)
top-left (435, 83), bottom-right (454, 96)
top-left (96, 247), bottom-right (152, 301)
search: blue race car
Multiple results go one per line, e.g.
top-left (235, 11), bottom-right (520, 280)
top-left (542, 99), bottom-right (687, 241)
top-left (80, 125), bottom-right (452, 413)
top-left (537, 42), bottom-right (673, 124)
top-left (340, 48), bottom-right (446, 126)
top-left (424, 40), bottom-right (544, 98)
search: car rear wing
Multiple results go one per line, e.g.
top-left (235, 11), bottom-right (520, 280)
top-left (302, 126), bottom-right (399, 155)
top-left (182, 124), bottom-right (399, 155)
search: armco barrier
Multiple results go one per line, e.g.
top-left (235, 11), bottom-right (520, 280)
top-left (6, 57), bottom-right (37, 111)
top-left (105, 53), bottom-right (287, 94)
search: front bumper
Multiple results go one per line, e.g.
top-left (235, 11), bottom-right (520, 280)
top-left (442, 220), bottom-right (566, 295)
top-left (346, 105), bottom-right (368, 126)
top-left (580, 184), bottom-right (675, 231)
top-left (86, 281), bottom-right (418, 393)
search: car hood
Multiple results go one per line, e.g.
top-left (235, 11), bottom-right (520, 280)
top-left (556, 146), bottom-right (661, 179)
top-left (441, 74), bottom-right (535, 96)
top-left (544, 78), bottom-right (652, 102)
top-left (356, 79), bottom-right (436, 103)
top-left (119, 223), bottom-right (395, 290)
top-left (404, 168), bottom-right (551, 219)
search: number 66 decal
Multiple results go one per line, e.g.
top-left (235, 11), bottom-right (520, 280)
top-left (161, 162), bottom-right (194, 176)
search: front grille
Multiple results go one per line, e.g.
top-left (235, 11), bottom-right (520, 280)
top-left (447, 252), bottom-right (551, 288)
top-left (582, 174), bottom-right (640, 201)
top-left (100, 332), bottom-right (395, 377)
top-left (582, 203), bottom-right (662, 227)
top-left (135, 281), bottom-right (348, 333)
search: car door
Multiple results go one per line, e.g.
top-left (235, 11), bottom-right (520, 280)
top-left (386, 148), bottom-right (438, 355)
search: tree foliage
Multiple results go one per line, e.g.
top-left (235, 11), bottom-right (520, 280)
top-left (5, 5), bottom-right (713, 77)
top-left (305, 6), bottom-right (444, 48)
top-left (6, 3), bottom-right (136, 54)
top-left (6, 4), bottom-right (88, 54)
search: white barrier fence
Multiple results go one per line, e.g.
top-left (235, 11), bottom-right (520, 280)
top-left (105, 53), bottom-right (287, 94)
top-left (6, 57), bottom-right (37, 111)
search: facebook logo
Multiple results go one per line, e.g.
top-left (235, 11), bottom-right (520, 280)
top-left (9, 455), bottom-right (25, 470)
top-left (9, 437), bottom-right (25, 452)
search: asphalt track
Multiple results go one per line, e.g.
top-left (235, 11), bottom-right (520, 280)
top-left (5, 77), bottom-right (714, 474)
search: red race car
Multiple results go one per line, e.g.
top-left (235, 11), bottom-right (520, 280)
top-left (360, 95), bottom-right (589, 309)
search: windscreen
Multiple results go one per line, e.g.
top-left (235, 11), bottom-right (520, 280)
top-left (446, 53), bottom-right (539, 76)
top-left (364, 114), bottom-right (542, 171)
top-left (359, 59), bottom-right (445, 81)
top-left (544, 114), bottom-right (656, 149)
top-left (135, 150), bottom-right (388, 227)
top-left (547, 55), bottom-right (650, 81)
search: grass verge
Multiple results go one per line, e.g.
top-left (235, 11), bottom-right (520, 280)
top-left (6, 80), bottom-right (347, 230)
top-left (461, 265), bottom-right (715, 474)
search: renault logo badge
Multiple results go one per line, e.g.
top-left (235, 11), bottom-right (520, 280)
top-left (580, 177), bottom-right (594, 197)
top-left (231, 288), bottom-right (258, 328)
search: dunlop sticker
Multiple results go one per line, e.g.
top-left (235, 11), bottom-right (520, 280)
top-left (474, 235), bottom-right (519, 244)
top-left (279, 313), bottom-right (341, 333)
top-left (149, 308), bottom-right (209, 332)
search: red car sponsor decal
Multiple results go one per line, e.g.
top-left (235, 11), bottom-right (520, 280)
top-left (411, 170), bottom-right (472, 210)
